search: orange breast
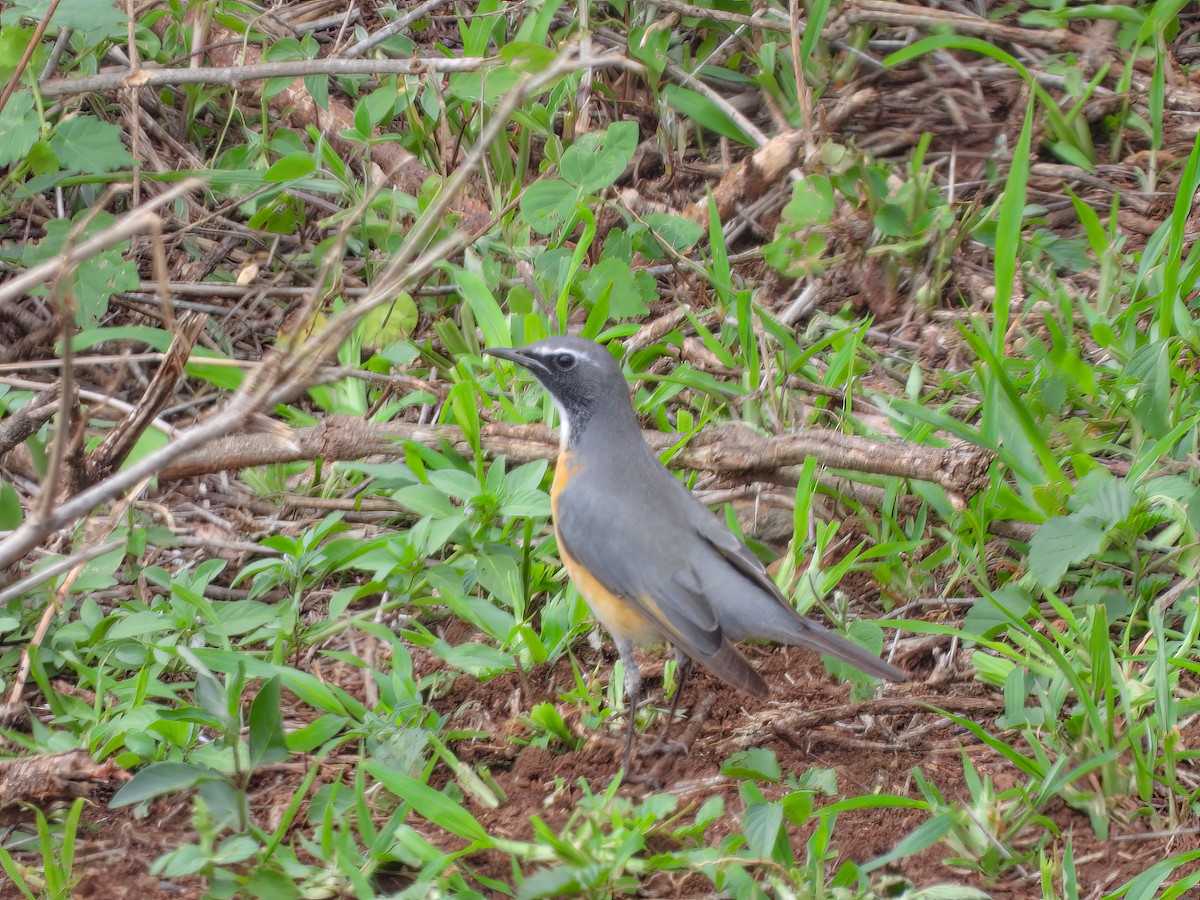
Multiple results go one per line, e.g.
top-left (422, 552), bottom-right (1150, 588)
top-left (551, 451), bottom-right (656, 644)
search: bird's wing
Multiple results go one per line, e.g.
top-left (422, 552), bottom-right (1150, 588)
top-left (682, 491), bottom-right (793, 607)
top-left (555, 491), bottom-right (722, 657)
top-left (559, 499), bottom-right (770, 697)
top-left (682, 485), bottom-right (909, 683)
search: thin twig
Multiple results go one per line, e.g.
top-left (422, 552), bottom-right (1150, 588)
top-left (340, 0), bottom-right (456, 58)
top-left (39, 56), bottom-right (492, 97)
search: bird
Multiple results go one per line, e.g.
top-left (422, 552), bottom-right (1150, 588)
top-left (484, 336), bottom-right (907, 775)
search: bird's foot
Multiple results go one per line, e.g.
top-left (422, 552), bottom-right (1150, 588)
top-left (637, 736), bottom-right (688, 758)
top-left (610, 768), bottom-right (663, 790)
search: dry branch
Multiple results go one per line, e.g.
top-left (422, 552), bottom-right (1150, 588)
top-left (0, 385), bottom-right (59, 456)
top-left (842, 0), bottom-right (1086, 53)
top-left (0, 751), bottom-right (127, 826)
top-left (717, 694), bottom-right (1002, 753)
top-left (83, 312), bottom-right (207, 485)
top-left (38, 56), bottom-right (492, 96)
top-left (684, 130), bottom-right (806, 228)
top-left (157, 415), bottom-right (995, 501)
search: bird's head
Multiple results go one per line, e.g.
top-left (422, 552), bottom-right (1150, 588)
top-left (484, 336), bottom-right (632, 449)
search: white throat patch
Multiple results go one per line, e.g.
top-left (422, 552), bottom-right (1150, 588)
top-left (550, 395), bottom-right (572, 451)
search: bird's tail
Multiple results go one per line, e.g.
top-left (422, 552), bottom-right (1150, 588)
top-left (701, 639), bottom-right (771, 698)
top-left (787, 618), bottom-right (907, 682)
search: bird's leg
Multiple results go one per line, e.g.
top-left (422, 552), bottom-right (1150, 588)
top-left (639, 650), bottom-right (692, 757)
top-left (617, 641), bottom-right (643, 776)
top-left (609, 640), bottom-right (668, 787)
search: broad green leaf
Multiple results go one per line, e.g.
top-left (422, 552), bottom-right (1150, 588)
top-left (638, 213), bottom-right (704, 254)
top-left (1027, 515), bottom-right (1107, 589)
top-left (560, 120), bottom-right (638, 192)
top-left (740, 798), bottom-right (785, 861)
top-left (248, 677), bottom-right (289, 770)
top-left (21, 213), bottom-right (140, 324)
top-left (821, 620), bottom-right (888, 684)
top-left (263, 152), bottom-right (316, 182)
top-left (392, 484), bottom-right (455, 518)
top-left (2, 0), bottom-right (127, 36)
top-left (720, 748), bottom-right (781, 782)
top-left (110, 762), bottom-right (219, 807)
top-left (359, 292), bottom-right (418, 346)
top-left (580, 257), bottom-right (655, 318)
top-left (452, 267), bottom-right (509, 348)
top-left (70, 326), bottom-right (174, 353)
top-left (520, 179), bottom-right (578, 235)
top-left (0, 92), bottom-right (40, 168)
top-left (0, 482), bottom-right (23, 529)
top-left (498, 40), bottom-right (558, 72)
top-left (663, 84), bottom-right (755, 146)
top-left (962, 584), bottom-right (1035, 637)
top-left (50, 116), bottom-right (134, 174)
top-left (0, 28), bottom-right (36, 78)
top-left (120, 426), bottom-right (169, 470)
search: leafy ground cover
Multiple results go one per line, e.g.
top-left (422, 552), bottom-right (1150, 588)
top-left (1, 0), bottom-right (1200, 897)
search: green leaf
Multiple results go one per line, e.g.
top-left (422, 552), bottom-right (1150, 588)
top-left (874, 202), bottom-right (911, 237)
top-left (580, 257), bottom-right (655, 319)
top-left (364, 761), bottom-right (491, 844)
top-left (0, 482), bottom-right (23, 529)
top-left (1074, 476), bottom-right (1133, 529)
top-left (2, 0), bottom-right (128, 36)
top-left (560, 120), bottom-right (638, 192)
top-left (822, 620), bottom-right (887, 683)
top-left (720, 748), bottom-right (782, 782)
top-left (359, 292), bottom-right (418, 346)
top-left (24, 140), bottom-right (58, 176)
top-left (452, 267), bottom-right (509, 348)
top-left (859, 814), bottom-right (954, 875)
top-left (520, 179), bottom-right (578, 235)
top-left (1027, 515), bottom-right (1107, 589)
top-left (992, 96), bottom-right (1035, 348)
top-left (263, 152), bottom-right (316, 182)
top-left (392, 484), bottom-right (455, 518)
top-left (50, 116), bottom-right (133, 174)
top-left (22, 213), bottom-right (140, 324)
top-left (248, 676), bottom-right (289, 770)
top-left (498, 40), bottom-right (558, 72)
top-left (740, 797), bottom-right (785, 860)
top-left (962, 584), bottom-right (1035, 637)
top-left (110, 762), bottom-right (219, 807)
top-left (0, 92), bottom-right (40, 169)
top-left (70, 326), bottom-right (175, 353)
top-left (0, 28), bottom-right (36, 79)
top-left (663, 84), bottom-right (755, 146)
top-left (434, 640), bottom-right (515, 675)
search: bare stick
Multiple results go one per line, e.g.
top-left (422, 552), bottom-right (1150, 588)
top-left (155, 416), bottom-right (995, 501)
top-left (340, 0), bottom-right (456, 59)
top-left (39, 56), bottom-right (492, 97)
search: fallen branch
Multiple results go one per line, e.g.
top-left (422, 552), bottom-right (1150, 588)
top-left (0, 751), bottom-right (128, 826)
top-left (157, 414), bottom-right (995, 501)
top-left (38, 56), bottom-right (492, 96)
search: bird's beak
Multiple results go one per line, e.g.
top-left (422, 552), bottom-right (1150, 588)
top-left (483, 346), bottom-right (546, 376)
top-left (482, 346), bottom-right (528, 365)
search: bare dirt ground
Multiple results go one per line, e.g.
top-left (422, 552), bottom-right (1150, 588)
top-left (40, 637), bottom-right (1192, 899)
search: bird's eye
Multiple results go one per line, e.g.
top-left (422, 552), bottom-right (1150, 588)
top-left (555, 353), bottom-right (576, 370)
